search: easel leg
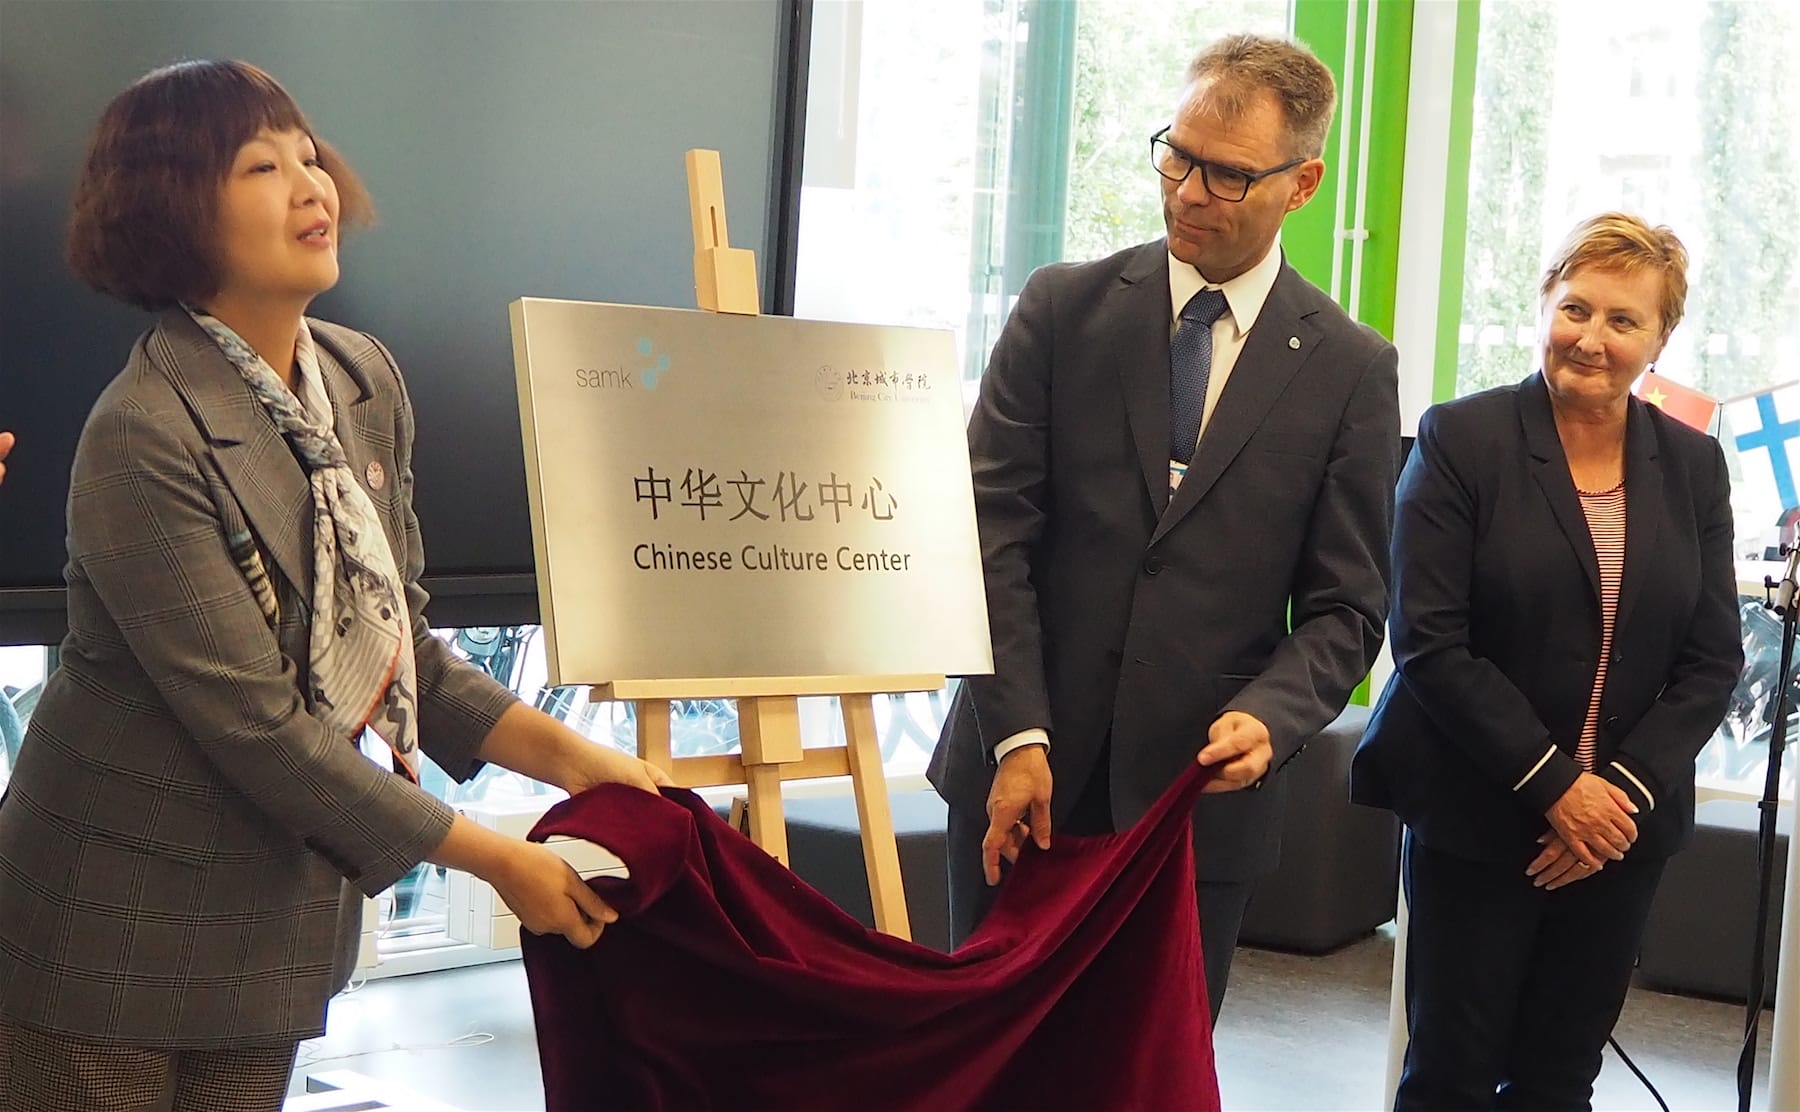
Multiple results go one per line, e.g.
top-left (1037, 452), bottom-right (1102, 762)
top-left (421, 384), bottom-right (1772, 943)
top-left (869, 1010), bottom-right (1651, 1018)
top-left (739, 696), bottom-right (802, 866)
top-left (841, 693), bottom-right (912, 940)
top-left (744, 764), bottom-right (789, 865)
top-left (634, 699), bottom-right (673, 777)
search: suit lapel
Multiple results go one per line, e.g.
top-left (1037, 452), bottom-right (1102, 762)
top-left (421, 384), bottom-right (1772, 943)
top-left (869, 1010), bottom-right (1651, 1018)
top-left (310, 328), bottom-right (406, 558)
top-left (1519, 373), bottom-right (1602, 605)
top-left (149, 310), bottom-right (315, 602)
top-left (310, 322), bottom-right (378, 455)
top-left (1151, 262), bottom-right (1319, 546)
top-left (1113, 242), bottom-right (1178, 516)
top-left (1614, 400), bottom-right (1663, 629)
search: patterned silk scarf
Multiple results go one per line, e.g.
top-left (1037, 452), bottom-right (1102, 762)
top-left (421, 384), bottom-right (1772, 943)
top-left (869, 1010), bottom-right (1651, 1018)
top-left (189, 309), bottom-right (420, 780)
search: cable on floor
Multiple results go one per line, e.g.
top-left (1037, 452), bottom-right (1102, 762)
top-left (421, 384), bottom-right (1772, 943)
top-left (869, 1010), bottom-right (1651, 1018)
top-left (1607, 1035), bottom-right (1670, 1112)
top-left (299, 1028), bottom-right (496, 1066)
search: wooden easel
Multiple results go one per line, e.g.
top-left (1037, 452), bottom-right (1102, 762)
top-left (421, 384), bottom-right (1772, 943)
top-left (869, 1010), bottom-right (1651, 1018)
top-left (589, 152), bottom-right (934, 940)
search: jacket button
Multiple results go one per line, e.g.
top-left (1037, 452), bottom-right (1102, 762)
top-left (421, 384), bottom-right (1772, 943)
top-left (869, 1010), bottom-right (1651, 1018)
top-left (1604, 715), bottom-right (1620, 728)
top-left (1143, 555), bottom-right (1165, 576)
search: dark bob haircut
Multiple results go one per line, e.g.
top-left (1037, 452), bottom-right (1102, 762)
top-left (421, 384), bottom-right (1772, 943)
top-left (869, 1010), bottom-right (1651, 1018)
top-left (66, 60), bottom-right (374, 311)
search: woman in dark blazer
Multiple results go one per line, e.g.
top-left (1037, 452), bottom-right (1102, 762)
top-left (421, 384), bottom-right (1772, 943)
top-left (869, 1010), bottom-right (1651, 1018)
top-left (0, 61), bottom-right (666, 1111)
top-left (1353, 212), bottom-right (1743, 1111)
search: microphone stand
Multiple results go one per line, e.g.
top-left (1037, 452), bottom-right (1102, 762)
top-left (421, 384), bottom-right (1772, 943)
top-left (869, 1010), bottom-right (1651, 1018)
top-left (1742, 545), bottom-right (1800, 1112)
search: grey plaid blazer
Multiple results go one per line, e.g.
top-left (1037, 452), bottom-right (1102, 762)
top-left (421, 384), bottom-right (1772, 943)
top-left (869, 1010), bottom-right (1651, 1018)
top-left (0, 311), bottom-right (518, 1048)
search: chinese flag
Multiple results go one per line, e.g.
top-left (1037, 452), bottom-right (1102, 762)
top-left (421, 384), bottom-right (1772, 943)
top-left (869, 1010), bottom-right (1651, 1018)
top-left (1635, 370), bottom-right (1719, 432)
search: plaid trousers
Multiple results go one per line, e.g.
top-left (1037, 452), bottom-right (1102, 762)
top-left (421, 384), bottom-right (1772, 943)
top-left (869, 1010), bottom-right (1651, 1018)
top-left (0, 1021), bottom-right (296, 1112)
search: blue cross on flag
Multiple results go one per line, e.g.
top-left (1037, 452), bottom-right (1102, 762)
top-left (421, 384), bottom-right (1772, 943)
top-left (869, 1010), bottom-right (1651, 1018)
top-left (1725, 384), bottom-right (1800, 511)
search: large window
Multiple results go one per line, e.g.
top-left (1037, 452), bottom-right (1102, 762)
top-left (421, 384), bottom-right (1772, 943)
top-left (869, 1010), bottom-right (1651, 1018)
top-left (1451, 0), bottom-right (1800, 798)
top-left (792, 0), bottom-right (1292, 768)
top-left (796, 0), bottom-right (1289, 387)
top-left (1456, 1), bottom-right (1800, 410)
top-left (1062, 0), bottom-right (1294, 261)
top-left (0, 645), bottom-right (47, 794)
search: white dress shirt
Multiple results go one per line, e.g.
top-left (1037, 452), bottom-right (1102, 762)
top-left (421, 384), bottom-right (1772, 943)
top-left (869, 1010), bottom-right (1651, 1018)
top-left (990, 238), bottom-right (1284, 765)
top-left (1165, 238), bottom-right (1284, 452)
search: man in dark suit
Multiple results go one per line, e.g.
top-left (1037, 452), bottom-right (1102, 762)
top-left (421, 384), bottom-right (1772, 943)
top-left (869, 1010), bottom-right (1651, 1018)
top-left (927, 32), bottom-right (1400, 1019)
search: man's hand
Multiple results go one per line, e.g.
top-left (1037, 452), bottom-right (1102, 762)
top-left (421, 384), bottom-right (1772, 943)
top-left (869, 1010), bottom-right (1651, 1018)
top-left (1526, 830), bottom-right (1602, 890)
top-left (0, 431), bottom-right (14, 486)
top-left (1196, 711), bottom-right (1273, 792)
top-left (1545, 772), bottom-right (1638, 868)
top-left (982, 745), bottom-right (1052, 885)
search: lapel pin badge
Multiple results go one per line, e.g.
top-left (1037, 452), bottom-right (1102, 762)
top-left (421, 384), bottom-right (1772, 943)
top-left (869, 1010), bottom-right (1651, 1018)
top-left (1288, 336), bottom-right (1301, 350)
top-left (365, 461), bottom-right (386, 491)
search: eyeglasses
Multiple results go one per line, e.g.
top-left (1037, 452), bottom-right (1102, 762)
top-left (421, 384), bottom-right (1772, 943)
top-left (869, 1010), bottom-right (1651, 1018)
top-left (1150, 127), bottom-right (1305, 202)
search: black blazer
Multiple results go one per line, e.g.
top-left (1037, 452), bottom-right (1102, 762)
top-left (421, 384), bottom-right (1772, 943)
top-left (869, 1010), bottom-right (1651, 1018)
top-left (1352, 373), bottom-right (1742, 863)
top-left (928, 240), bottom-right (1400, 881)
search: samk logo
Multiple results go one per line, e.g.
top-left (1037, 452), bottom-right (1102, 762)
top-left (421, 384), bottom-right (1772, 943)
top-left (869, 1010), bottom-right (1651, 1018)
top-left (637, 337), bottom-right (671, 390)
top-left (574, 337), bottom-right (670, 392)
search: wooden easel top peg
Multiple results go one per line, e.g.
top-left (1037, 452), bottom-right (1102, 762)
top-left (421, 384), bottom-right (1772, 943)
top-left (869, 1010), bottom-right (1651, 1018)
top-left (686, 149), bottom-right (760, 316)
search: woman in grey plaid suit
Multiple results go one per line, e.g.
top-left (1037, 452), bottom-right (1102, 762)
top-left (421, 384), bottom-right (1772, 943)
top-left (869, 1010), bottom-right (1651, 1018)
top-left (0, 61), bottom-right (669, 1111)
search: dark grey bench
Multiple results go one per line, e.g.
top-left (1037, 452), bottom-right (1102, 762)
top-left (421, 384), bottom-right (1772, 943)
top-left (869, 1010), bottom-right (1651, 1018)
top-left (1240, 704), bottom-right (1402, 953)
top-left (1637, 797), bottom-right (1790, 1004)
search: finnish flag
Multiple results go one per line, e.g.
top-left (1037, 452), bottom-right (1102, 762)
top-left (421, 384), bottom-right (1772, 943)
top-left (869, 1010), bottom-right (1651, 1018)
top-left (1725, 383), bottom-right (1800, 511)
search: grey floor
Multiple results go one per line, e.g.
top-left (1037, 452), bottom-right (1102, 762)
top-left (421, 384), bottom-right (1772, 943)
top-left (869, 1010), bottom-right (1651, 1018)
top-left (289, 926), bottom-right (1776, 1111)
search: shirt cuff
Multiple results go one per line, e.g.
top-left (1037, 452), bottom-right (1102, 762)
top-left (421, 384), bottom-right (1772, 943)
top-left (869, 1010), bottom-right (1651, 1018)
top-left (992, 728), bottom-right (1050, 764)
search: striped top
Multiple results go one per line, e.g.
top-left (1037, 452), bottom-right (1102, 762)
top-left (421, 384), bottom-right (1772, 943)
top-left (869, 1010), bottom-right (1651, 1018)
top-left (1575, 481), bottom-right (1627, 770)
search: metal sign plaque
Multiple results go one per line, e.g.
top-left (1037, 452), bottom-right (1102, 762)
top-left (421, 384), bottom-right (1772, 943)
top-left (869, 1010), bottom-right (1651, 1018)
top-left (510, 298), bottom-right (994, 684)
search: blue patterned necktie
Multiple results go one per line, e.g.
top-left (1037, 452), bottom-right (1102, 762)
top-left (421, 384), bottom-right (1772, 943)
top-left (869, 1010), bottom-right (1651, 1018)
top-left (1169, 287), bottom-right (1230, 466)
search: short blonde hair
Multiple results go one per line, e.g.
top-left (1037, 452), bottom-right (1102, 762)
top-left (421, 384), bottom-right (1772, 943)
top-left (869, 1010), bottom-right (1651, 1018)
top-left (1186, 34), bottom-right (1337, 160)
top-left (1539, 213), bottom-right (1689, 340)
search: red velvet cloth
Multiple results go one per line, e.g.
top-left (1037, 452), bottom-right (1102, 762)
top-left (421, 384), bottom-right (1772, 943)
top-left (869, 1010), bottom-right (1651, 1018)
top-left (521, 764), bottom-right (1220, 1112)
